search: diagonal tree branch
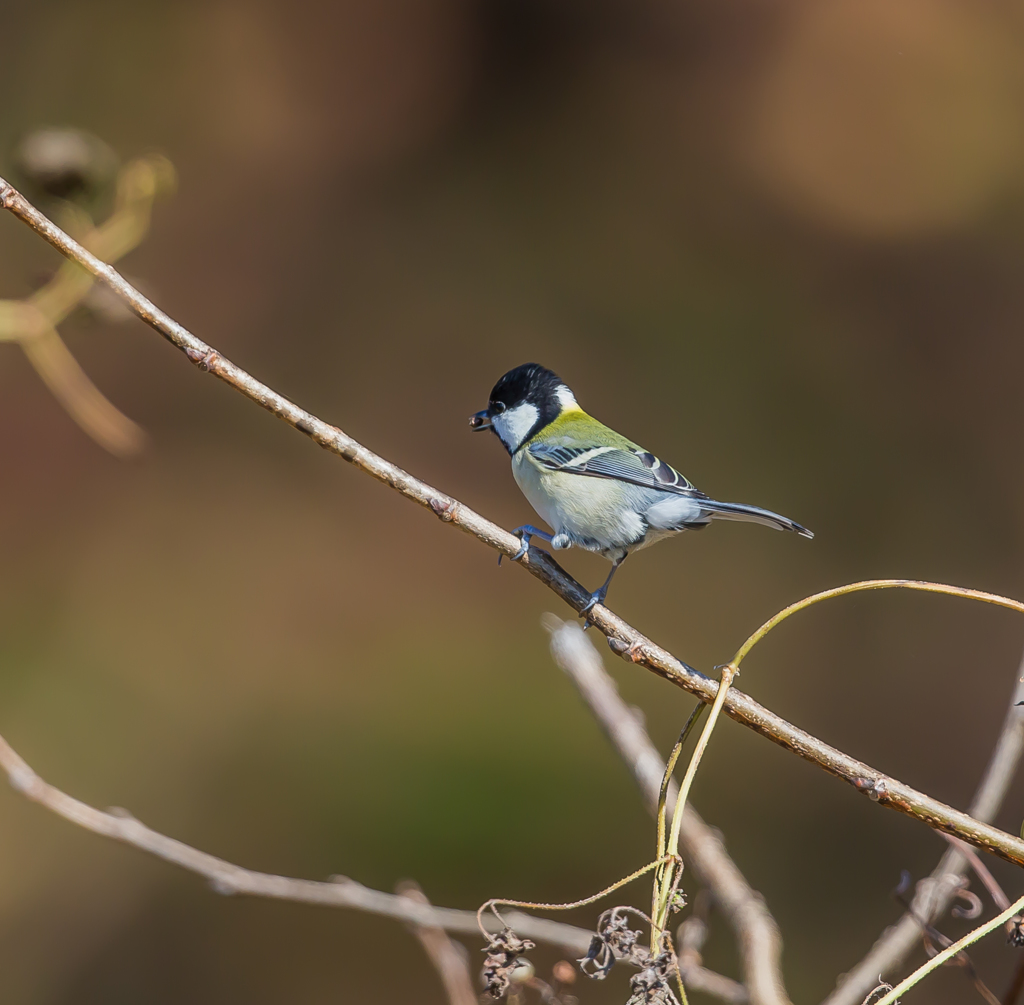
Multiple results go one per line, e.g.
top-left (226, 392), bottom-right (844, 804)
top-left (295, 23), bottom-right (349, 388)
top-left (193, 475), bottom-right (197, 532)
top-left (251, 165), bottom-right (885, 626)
top-left (3, 175), bottom-right (1024, 868)
top-left (546, 616), bottom-right (783, 1005)
top-left (823, 653), bottom-right (1024, 1005)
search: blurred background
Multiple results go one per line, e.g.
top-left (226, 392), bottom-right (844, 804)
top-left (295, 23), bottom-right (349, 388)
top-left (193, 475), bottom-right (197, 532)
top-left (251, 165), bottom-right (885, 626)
top-left (2, 0), bottom-right (1024, 1002)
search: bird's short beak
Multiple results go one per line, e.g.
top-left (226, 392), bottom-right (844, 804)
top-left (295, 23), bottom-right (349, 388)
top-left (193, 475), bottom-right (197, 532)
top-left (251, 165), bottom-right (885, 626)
top-left (469, 409), bottom-right (492, 431)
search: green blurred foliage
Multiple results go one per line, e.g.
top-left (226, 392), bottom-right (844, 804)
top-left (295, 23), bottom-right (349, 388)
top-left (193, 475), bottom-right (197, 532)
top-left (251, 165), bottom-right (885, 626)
top-left (3, 1), bottom-right (1024, 1002)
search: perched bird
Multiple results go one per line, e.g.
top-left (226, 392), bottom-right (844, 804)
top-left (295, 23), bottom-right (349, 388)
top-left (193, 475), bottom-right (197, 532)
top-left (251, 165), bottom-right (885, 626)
top-left (470, 363), bottom-right (812, 614)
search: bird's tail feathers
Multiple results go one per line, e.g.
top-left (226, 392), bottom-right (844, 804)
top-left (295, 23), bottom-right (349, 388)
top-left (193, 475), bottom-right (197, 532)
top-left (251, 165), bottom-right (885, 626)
top-left (700, 499), bottom-right (813, 538)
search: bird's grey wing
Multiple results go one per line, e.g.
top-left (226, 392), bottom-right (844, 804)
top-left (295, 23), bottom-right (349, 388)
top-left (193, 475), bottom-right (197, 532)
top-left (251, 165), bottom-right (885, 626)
top-left (526, 443), bottom-right (707, 497)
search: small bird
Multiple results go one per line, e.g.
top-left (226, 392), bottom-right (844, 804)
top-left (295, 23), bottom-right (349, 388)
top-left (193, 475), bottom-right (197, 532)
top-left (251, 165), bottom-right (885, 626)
top-left (470, 363), bottom-right (812, 614)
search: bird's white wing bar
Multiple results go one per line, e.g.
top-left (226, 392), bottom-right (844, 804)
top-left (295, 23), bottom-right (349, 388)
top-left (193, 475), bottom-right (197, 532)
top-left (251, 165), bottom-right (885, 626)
top-left (526, 443), bottom-right (706, 497)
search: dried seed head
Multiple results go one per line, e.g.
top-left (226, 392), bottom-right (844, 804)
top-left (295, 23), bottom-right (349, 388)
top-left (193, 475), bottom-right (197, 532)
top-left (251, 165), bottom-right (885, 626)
top-left (1008, 918), bottom-right (1024, 948)
top-left (579, 908), bottom-right (648, 979)
top-left (626, 950), bottom-right (680, 1005)
top-left (482, 928), bottom-right (536, 999)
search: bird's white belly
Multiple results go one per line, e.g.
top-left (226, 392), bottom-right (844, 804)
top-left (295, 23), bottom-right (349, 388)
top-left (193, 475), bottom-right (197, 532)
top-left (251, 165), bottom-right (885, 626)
top-left (511, 452), bottom-right (646, 556)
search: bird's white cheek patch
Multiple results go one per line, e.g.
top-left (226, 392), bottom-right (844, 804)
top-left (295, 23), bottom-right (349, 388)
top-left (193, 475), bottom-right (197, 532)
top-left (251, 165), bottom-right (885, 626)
top-left (493, 403), bottom-right (539, 452)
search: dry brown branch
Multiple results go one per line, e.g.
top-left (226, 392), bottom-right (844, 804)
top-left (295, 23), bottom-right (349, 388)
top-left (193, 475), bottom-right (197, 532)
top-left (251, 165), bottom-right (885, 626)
top-left (824, 653), bottom-right (1024, 1005)
top-left (0, 731), bottom-right (591, 952)
top-left (2, 175), bottom-right (1024, 866)
top-left (545, 616), bottom-right (780, 1005)
top-left (397, 881), bottom-right (478, 1005)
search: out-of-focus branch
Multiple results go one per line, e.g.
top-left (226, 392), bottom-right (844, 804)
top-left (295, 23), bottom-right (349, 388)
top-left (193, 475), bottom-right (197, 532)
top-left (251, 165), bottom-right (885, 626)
top-left (0, 668), bottom-right (751, 1002)
top-left (677, 894), bottom-right (749, 1005)
top-left (0, 731), bottom-right (591, 952)
top-left (3, 178), bottom-right (1024, 870)
top-left (942, 833), bottom-right (1012, 914)
top-left (19, 320), bottom-right (143, 456)
top-left (824, 655), bottom-right (1024, 1005)
top-left (545, 617), bottom-right (781, 1005)
top-left (0, 151), bottom-right (172, 456)
top-left (397, 881), bottom-right (478, 1005)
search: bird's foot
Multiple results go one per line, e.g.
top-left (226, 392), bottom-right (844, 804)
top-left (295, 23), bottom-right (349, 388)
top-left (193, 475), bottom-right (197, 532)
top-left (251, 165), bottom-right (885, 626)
top-left (580, 589), bottom-right (607, 629)
top-left (499, 525), bottom-right (553, 566)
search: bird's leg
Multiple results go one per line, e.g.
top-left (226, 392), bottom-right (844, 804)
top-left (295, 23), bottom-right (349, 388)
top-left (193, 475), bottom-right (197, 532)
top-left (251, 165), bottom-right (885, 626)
top-left (501, 525), bottom-right (554, 565)
top-left (580, 555), bottom-right (626, 624)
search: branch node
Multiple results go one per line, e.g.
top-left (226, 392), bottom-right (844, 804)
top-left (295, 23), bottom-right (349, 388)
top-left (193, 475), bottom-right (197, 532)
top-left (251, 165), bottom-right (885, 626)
top-left (209, 876), bottom-right (240, 896)
top-left (853, 777), bottom-right (890, 802)
top-left (429, 497), bottom-right (458, 522)
top-left (106, 805), bottom-right (137, 820)
top-left (184, 346), bottom-right (220, 371)
top-left (7, 764), bottom-right (35, 793)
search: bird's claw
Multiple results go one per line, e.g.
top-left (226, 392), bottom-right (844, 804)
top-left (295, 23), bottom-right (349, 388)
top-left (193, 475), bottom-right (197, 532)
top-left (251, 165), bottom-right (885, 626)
top-left (579, 590), bottom-right (606, 629)
top-left (499, 531), bottom-right (531, 566)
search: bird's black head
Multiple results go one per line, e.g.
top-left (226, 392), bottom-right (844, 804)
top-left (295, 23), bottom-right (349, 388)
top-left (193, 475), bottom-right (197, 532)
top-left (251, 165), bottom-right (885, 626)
top-left (470, 363), bottom-right (578, 454)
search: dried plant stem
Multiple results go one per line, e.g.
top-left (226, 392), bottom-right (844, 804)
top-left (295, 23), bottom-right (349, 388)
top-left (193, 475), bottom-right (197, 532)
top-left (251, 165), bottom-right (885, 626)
top-left (547, 618), bottom-right (788, 1005)
top-left (652, 581), bottom-right (1024, 973)
top-left (873, 891), bottom-right (1024, 1005)
top-left (654, 664), bottom-right (738, 947)
top-left (477, 855), bottom-right (675, 936)
top-left (732, 580), bottom-right (1024, 665)
top-left (653, 703), bottom-right (705, 939)
top-left (3, 177), bottom-right (1024, 868)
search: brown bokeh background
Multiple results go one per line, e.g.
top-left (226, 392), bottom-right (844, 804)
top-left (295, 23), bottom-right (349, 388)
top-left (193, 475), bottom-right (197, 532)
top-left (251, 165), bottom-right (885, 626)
top-left (3, 1), bottom-right (1024, 1002)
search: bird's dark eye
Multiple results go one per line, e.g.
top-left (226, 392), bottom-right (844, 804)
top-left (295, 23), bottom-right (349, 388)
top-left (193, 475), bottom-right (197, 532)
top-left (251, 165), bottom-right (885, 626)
top-left (491, 401), bottom-right (507, 414)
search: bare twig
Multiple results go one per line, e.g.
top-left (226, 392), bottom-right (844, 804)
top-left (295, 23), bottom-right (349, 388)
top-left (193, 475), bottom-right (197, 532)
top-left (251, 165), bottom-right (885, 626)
top-left (0, 731), bottom-right (590, 952)
top-left (941, 833), bottom-right (1012, 912)
top-left (824, 654), bottom-right (1024, 1005)
top-left (3, 176), bottom-right (1024, 866)
top-left (546, 617), bottom-right (785, 1005)
top-left (397, 882), bottom-right (478, 1005)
